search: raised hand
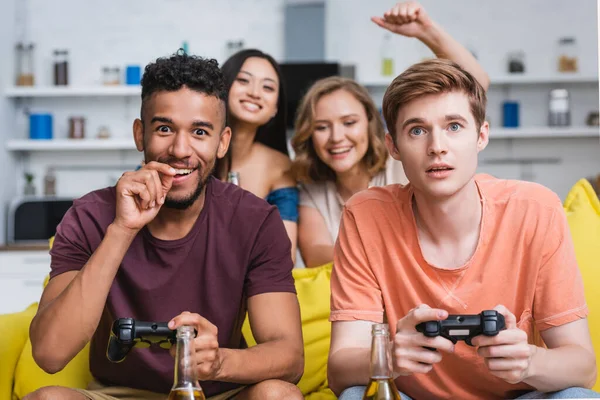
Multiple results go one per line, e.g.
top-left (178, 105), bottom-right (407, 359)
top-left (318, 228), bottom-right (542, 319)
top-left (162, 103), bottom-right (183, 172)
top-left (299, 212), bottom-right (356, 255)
top-left (371, 1), bottom-right (434, 39)
top-left (113, 161), bottom-right (177, 233)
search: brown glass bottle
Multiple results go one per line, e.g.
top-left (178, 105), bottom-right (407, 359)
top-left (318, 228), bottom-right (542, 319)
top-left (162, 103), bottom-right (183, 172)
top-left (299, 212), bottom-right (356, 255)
top-left (167, 326), bottom-right (206, 400)
top-left (362, 324), bottom-right (402, 400)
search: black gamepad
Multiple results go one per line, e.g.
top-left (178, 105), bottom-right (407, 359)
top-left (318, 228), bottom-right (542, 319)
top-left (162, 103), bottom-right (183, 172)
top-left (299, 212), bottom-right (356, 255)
top-left (415, 310), bottom-right (506, 347)
top-left (106, 317), bottom-right (176, 363)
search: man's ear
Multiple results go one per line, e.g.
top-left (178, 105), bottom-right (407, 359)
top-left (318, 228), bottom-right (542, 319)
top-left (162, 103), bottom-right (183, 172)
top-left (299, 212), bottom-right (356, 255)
top-left (477, 121), bottom-right (490, 153)
top-left (133, 119), bottom-right (144, 152)
top-left (217, 126), bottom-right (232, 159)
top-left (385, 132), bottom-right (402, 161)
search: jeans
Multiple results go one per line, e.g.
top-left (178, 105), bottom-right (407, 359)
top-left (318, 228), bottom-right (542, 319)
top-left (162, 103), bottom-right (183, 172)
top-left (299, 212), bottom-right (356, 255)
top-left (338, 386), bottom-right (600, 399)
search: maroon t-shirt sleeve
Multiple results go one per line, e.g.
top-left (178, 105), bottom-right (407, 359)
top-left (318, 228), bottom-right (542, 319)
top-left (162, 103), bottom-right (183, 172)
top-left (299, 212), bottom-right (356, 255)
top-left (49, 204), bottom-right (93, 279)
top-left (245, 208), bottom-right (296, 297)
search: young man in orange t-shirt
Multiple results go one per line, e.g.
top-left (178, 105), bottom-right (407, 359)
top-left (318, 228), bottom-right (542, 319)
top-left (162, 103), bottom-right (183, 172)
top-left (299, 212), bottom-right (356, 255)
top-left (328, 57), bottom-right (598, 398)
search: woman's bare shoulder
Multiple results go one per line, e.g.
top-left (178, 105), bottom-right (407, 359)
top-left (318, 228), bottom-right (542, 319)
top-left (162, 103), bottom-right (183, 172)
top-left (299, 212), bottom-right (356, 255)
top-left (254, 142), bottom-right (292, 169)
top-left (252, 143), bottom-right (295, 190)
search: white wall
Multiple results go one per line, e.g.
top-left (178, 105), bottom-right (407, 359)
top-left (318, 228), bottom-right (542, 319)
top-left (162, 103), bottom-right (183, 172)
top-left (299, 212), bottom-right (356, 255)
top-left (25, 0), bottom-right (285, 87)
top-left (1, 0), bottom-right (599, 246)
top-left (3, 0), bottom-right (286, 218)
top-left (326, 0), bottom-right (599, 82)
top-left (1, 0), bottom-right (18, 245)
top-left (326, 0), bottom-right (600, 199)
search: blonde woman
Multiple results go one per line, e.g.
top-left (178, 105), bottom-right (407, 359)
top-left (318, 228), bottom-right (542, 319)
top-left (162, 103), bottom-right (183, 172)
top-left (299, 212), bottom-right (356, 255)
top-left (291, 1), bottom-right (489, 268)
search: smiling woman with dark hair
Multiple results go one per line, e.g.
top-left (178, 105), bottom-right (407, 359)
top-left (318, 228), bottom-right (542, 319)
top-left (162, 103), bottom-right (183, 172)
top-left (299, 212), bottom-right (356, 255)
top-left (216, 49), bottom-right (298, 262)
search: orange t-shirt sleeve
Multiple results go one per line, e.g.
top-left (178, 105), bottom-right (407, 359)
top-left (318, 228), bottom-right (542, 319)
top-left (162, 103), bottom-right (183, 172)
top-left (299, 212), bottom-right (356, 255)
top-left (330, 206), bottom-right (384, 323)
top-left (534, 203), bottom-right (589, 331)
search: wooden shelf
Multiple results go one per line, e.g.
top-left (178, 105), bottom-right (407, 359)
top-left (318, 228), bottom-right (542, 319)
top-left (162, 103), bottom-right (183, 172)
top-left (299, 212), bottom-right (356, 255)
top-left (3, 86), bottom-right (141, 98)
top-left (6, 139), bottom-right (137, 151)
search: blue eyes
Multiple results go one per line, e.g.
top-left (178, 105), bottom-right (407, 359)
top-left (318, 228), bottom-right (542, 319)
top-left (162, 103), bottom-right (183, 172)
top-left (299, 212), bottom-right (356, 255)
top-left (449, 123), bottom-right (461, 132)
top-left (410, 127), bottom-right (424, 136)
top-left (409, 123), bottom-right (462, 136)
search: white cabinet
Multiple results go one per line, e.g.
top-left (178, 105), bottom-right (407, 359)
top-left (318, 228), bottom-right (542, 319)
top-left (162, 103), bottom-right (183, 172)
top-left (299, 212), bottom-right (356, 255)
top-left (0, 250), bottom-right (51, 315)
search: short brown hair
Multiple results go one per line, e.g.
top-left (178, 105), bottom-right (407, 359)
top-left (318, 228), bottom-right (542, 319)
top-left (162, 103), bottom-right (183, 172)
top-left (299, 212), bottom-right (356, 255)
top-left (382, 59), bottom-right (487, 139)
top-left (291, 77), bottom-right (388, 183)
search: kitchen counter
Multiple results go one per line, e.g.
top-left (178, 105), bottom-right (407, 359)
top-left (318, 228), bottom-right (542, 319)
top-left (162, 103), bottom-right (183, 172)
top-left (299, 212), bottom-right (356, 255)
top-left (0, 244), bottom-right (49, 252)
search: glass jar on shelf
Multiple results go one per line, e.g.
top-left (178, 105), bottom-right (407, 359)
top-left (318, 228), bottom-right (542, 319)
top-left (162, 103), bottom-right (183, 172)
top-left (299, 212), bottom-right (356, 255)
top-left (53, 49), bottom-right (69, 86)
top-left (507, 50), bottom-right (525, 73)
top-left (380, 33), bottom-right (394, 77)
top-left (557, 37), bottom-right (578, 73)
top-left (16, 42), bottom-right (35, 86)
top-left (102, 66), bottom-right (121, 85)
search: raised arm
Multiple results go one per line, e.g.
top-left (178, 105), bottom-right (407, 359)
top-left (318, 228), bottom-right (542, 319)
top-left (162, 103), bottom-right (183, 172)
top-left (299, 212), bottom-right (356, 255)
top-left (372, 1), bottom-right (490, 90)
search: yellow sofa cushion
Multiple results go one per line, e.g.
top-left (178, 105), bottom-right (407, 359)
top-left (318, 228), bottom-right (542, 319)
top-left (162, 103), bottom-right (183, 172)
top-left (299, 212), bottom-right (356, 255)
top-left (563, 178), bottom-right (600, 391)
top-left (243, 263), bottom-right (336, 400)
top-left (12, 239), bottom-right (93, 399)
top-left (0, 304), bottom-right (37, 400)
top-left (13, 336), bottom-right (93, 398)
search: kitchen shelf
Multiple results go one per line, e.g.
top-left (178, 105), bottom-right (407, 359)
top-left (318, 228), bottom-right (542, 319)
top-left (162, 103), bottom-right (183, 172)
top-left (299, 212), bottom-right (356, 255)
top-left (490, 74), bottom-right (599, 85)
top-left (4, 74), bottom-right (597, 96)
top-left (3, 86), bottom-right (141, 98)
top-left (490, 126), bottom-right (599, 139)
top-left (363, 74), bottom-right (599, 88)
top-left (6, 139), bottom-right (137, 151)
top-left (5, 128), bottom-right (597, 152)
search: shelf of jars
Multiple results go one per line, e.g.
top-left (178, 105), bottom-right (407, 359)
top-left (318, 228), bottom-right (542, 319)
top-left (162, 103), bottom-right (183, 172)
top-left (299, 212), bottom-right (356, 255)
top-left (6, 138), bottom-right (137, 151)
top-left (362, 74), bottom-right (599, 88)
top-left (10, 43), bottom-right (142, 98)
top-left (4, 86), bottom-right (141, 97)
top-left (5, 126), bottom-right (597, 152)
top-left (490, 126), bottom-right (598, 139)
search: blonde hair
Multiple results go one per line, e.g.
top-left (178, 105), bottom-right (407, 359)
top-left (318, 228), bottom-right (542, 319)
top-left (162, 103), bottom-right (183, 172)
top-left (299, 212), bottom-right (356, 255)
top-left (383, 58), bottom-right (487, 138)
top-left (291, 76), bottom-right (388, 183)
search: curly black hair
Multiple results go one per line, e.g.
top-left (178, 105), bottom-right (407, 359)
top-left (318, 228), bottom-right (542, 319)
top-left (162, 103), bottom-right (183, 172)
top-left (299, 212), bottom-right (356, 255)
top-left (140, 50), bottom-right (227, 124)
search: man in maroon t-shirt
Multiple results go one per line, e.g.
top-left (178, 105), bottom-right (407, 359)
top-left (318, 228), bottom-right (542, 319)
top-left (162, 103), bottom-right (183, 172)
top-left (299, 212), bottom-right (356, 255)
top-left (26, 53), bottom-right (304, 400)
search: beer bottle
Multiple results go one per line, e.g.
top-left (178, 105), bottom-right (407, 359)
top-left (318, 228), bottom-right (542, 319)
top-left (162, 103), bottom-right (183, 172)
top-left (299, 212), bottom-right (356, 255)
top-left (167, 326), bottom-right (205, 400)
top-left (227, 171), bottom-right (240, 186)
top-left (362, 323), bottom-right (402, 400)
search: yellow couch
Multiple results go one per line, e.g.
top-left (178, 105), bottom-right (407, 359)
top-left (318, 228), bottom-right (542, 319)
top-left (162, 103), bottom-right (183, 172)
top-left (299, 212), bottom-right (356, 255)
top-left (0, 262), bottom-right (335, 400)
top-left (1, 179), bottom-right (599, 399)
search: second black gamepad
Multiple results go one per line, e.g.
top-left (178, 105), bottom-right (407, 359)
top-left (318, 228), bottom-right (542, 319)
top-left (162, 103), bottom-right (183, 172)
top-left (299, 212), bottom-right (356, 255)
top-left (106, 317), bottom-right (176, 363)
top-left (416, 310), bottom-right (506, 346)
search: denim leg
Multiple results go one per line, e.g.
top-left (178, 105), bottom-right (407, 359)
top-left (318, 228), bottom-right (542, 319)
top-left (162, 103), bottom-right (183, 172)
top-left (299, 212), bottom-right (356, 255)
top-left (338, 386), bottom-right (367, 400)
top-left (516, 387), bottom-right (600, 399)
top-left (338, 385), bottom-right (413, 400)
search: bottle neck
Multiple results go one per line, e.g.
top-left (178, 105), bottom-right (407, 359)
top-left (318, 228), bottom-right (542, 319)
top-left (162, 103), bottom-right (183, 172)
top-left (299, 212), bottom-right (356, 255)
top-left (173, 330), bottom-right (201, 390)
top-left (370, 331), bottom-right (393, 379)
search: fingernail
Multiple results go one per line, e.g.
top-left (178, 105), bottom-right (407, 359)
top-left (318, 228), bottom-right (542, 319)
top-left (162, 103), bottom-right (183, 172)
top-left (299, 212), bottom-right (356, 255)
top-left (438, 311), bottom-right (446, 318)
top-left (170, 168), bottom-right (176, 174)
top-left (151, 201), bottom-right (156, 208)
top-left (160, 196), bottom-right (165, 204)
top-left (168, 321), bottom-right (174, 328)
